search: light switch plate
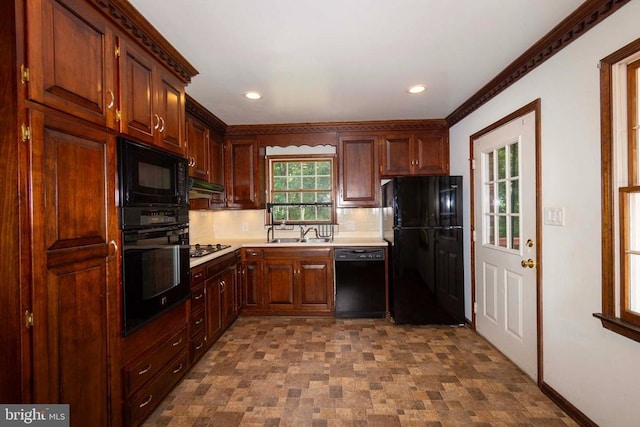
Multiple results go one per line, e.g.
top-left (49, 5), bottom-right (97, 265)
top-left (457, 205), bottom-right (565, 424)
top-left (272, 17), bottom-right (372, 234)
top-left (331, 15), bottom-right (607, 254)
top-left (543, 207), bottom-right (565, 226)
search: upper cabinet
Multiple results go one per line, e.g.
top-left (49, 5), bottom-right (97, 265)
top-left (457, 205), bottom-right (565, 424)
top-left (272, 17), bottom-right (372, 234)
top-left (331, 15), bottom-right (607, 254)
top-left (25, 0), bottom-right (119, 129)
top-left (225, 136), bottom-right (263, 209)
top-left (338, 134), bottom-right (380, 208)
top-left (24, 0), bottom-right (195, 156)
top-left (118, 37), bottom-right (186, 156)
top-left (381, 130), bottom-right (449, 177)
top-left (186, 115), bottom-right (210, 181)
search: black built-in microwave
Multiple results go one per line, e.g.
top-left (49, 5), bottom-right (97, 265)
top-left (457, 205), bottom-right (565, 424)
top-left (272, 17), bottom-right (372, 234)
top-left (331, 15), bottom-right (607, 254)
top-left (117, 137), bottom-right (188, 210)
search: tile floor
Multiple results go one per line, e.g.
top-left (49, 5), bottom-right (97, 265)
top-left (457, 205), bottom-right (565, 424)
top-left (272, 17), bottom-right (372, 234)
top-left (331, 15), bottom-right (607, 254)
top-left (143, 317), bottom-right (577, 426)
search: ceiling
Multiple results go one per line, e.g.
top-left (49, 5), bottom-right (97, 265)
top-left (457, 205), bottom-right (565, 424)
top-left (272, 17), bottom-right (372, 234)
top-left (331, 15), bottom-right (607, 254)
top-left (128, 0), bottom-right (584, 126)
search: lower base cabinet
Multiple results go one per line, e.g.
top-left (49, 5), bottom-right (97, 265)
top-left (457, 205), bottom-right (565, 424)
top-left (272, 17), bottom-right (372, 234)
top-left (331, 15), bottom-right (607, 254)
top-left (121, 302), bottom-right (189, 427)
top-left (189, 251), bottom-right (240, 365)
top-left (241, 247), bottom-right (334, 315)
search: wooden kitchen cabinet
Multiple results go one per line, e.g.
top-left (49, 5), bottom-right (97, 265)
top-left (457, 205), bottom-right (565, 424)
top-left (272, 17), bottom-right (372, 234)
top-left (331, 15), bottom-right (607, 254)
top-left (28, 110), bottom-right (119, 427)
top-left (186, 115), bottom-right (211, 181)
top-left (190, 252), bottom-right (239, 358)
top-left (243, 247), bottom-right (334, 315)
top-left (338, 134), bottom-right (380, 207)
top-left (225, 136), bottom-right (263, 209)
top-left (25, 0), bottom-right (119, 129)
top-left (381, 130), bottom-right (449, 176)
top-left (240, 248), bottom-right (264, 312)
top-left (121, 304), bottom-right (188, 427)
top-left (119, 37), bottom-right (186, 156)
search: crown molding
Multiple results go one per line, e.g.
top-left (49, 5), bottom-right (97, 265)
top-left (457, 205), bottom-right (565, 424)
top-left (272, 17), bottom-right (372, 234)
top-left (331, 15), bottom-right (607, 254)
top-left (225, 119), bottom-right (448, 136)
top-left (93, 0), bottom-right (198, 84)
top-left (446, 0), bottom-right (631, 126)
top-left (185, 95), bottom-right (227, 136)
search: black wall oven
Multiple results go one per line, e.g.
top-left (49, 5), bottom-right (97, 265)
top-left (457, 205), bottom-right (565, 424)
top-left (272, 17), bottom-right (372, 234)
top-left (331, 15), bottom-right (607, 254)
top-left (118, 137), bottom-right (190, 336)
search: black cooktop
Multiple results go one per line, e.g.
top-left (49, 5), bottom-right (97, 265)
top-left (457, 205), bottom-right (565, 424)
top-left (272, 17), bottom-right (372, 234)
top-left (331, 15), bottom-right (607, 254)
top-left (189, 243), bottom-right (231, 258)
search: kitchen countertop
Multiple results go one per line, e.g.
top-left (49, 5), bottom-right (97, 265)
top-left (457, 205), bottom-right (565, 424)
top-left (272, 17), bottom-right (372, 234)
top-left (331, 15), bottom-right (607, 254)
top-left (189, 238), bottom-right (388, 268)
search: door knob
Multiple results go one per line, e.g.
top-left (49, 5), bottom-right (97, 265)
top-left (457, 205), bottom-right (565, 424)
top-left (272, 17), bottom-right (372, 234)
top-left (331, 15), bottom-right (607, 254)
top-left (521, 259), bottom-right (536, 269)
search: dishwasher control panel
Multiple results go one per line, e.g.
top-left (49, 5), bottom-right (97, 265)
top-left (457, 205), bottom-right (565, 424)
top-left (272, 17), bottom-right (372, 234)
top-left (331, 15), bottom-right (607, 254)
top-left (334, 248), bottom-right (385, 261)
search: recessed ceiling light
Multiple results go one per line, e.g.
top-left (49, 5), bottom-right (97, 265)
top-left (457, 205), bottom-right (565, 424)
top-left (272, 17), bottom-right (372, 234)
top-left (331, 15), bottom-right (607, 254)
top-left (243, 91), bottom-right (262, 100)
top-left (407, 84), bottom-right (427, 94)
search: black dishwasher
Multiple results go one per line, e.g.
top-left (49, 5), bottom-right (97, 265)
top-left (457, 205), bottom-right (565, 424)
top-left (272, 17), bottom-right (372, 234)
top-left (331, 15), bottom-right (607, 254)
top-left (334, 247), bottom-right (386, 318)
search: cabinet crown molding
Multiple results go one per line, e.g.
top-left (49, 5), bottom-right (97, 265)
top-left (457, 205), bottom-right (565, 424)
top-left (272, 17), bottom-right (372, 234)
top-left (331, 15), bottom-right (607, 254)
top-left (226, 119), bottom-right (448, 137)
top-left (94, 0), bottom-right (198, 83)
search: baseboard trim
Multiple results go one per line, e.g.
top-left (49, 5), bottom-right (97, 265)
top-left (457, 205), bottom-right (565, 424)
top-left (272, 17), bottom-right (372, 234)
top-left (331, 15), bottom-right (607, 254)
top-left (540, 381), bottom-right (597, 427)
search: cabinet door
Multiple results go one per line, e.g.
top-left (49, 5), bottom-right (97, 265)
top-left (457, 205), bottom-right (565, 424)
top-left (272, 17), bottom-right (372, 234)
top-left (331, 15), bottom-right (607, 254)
top-left (26, 0), bottom-right (118, 128)
top-left (156, 70), bottom-right (186, 156)
top-left (381, 134), bottom-right (412, 176)
top-left (30, 110), bottom-right (118, 427)
top-left (414, 131), bottom-right (450, 175)
top-left (225, 137), bottom-right (261, 209)
top-left (241, 259), bottom-right (262, 310)
top-left (186, 116), bottom-right (210, 181)
top-left (338, 135), bottom-right (380, 207)
top-left (297, 259), bottom-right (333, 311)
top-left (210, 133), bottom-right (226, 207)
top-left (220, 264), bottom-right (237, 329)
top-left (204, 275), bottom-right (222, 343)
top-left (118, 37), bottom-right (155, 145)
top-left (264, 260), bottom-right (296, 311)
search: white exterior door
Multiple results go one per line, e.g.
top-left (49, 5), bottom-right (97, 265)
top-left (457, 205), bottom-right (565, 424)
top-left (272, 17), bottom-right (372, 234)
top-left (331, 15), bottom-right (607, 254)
top-left (473, 110), bottom-right (538, 380)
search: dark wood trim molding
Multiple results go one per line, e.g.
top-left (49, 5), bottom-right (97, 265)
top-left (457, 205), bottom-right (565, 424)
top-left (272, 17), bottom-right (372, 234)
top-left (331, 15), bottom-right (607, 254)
top-left (540, 382), bottom-right (597, 427)
top-left (93, 0), bottom-right (198, 83)
top-left (447, 0), bottom-right (631, 126)
top-left (226, 119), bottom-right (448, 136)
top-left (186, 95), bottom-right (227, 136)
top-left (596, 36), bottom-right (640, 344)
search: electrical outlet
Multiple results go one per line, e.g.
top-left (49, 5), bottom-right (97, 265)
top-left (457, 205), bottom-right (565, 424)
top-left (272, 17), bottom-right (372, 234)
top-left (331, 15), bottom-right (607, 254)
top-left (241, 222), bottom-right (249, 232)
top-left (543, 207), bottom-right (565, 226)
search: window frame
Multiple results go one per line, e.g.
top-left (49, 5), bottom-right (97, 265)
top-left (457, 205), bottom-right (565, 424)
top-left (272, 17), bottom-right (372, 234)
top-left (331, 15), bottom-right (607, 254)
top-left (596, 36), bottom-right (640, 343)
top-left (265, 154), bottom-right (337, 225)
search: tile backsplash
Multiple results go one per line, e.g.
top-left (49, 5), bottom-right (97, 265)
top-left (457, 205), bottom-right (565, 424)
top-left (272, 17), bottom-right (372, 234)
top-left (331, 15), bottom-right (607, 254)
top-left (189, 208), bottom-right (382, 243)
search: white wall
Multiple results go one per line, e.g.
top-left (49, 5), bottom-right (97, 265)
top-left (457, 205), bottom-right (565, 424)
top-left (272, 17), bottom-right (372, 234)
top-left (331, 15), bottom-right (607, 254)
top-left (449, 3), bottom-right (640, 425)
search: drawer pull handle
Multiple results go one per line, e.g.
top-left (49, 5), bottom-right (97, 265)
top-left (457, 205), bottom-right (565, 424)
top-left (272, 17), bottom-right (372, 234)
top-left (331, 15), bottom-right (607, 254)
top-left (172, 363), bottom-right (184, 374)
top-left (193, 293), bottom-right (203, 300)
top-left (195, 341), bottom-right (204, 350)
top-left (194, 318), bottom-right (203, 325)
top-left (172, 337), bottom-right (183, 347)
top-left (138, 364), bottom-right (151, 375)
top-left (139, 395), bottom-right (153, 408)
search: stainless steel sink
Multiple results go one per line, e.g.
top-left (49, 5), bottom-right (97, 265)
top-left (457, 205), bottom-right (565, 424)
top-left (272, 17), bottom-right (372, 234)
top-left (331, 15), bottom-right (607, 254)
top-left (267, 237), bottom-right (332, 244)
top-left (268, 238), bottom-right (302, 243)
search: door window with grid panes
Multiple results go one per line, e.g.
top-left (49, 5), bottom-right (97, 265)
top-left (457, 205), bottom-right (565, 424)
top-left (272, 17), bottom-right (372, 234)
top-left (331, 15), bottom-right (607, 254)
top-left (267, 156), bottom-right (335, 224)
top-left (482, 142), bottom-right (520, 251)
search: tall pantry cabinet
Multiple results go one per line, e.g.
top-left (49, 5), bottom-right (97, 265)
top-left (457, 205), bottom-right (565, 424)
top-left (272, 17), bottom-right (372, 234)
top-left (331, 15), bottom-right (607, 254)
top-left (1, 0), bottom-right (197, 425)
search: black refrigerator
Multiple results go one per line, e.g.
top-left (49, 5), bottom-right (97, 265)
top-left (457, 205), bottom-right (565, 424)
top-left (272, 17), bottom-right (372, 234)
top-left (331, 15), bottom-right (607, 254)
top-left (383, 176), bottom-right (465, 325)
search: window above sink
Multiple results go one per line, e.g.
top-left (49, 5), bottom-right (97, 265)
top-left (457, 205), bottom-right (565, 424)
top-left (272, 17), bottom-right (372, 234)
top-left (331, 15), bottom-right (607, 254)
top-left (266, 154), bottom-right (337, 225)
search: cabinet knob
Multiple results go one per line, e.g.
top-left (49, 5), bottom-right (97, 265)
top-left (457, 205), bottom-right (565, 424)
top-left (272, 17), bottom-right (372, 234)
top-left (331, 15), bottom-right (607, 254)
top-left (153, 114), bottom-right (160, 130)
top-left (158, 116), bottom-right (165, 133)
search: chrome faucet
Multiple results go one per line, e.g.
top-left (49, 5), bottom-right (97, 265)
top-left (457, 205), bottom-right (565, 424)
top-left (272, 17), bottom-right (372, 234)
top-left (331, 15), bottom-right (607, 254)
top-left (300, 226), bottom-right (318, 240)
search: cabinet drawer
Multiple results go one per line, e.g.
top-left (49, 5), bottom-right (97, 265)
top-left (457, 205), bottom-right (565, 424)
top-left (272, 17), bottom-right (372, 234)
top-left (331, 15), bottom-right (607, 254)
top-left (123, 327), bottom-right (187, 396)
top-left (205, 253), bottom-right (236, 278)
top-left (190, 332), bottom-right (207, 364)
top-left (243, 248), bottom-right (263, 259)
top-left (124, 350), bottom-right (188, 427)
top-left (191, 266), bottom-right (205, 287)
top-left (190, 306), bottom-right (206, 337)
top-left (191, 285), bottom-right (205, 312)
